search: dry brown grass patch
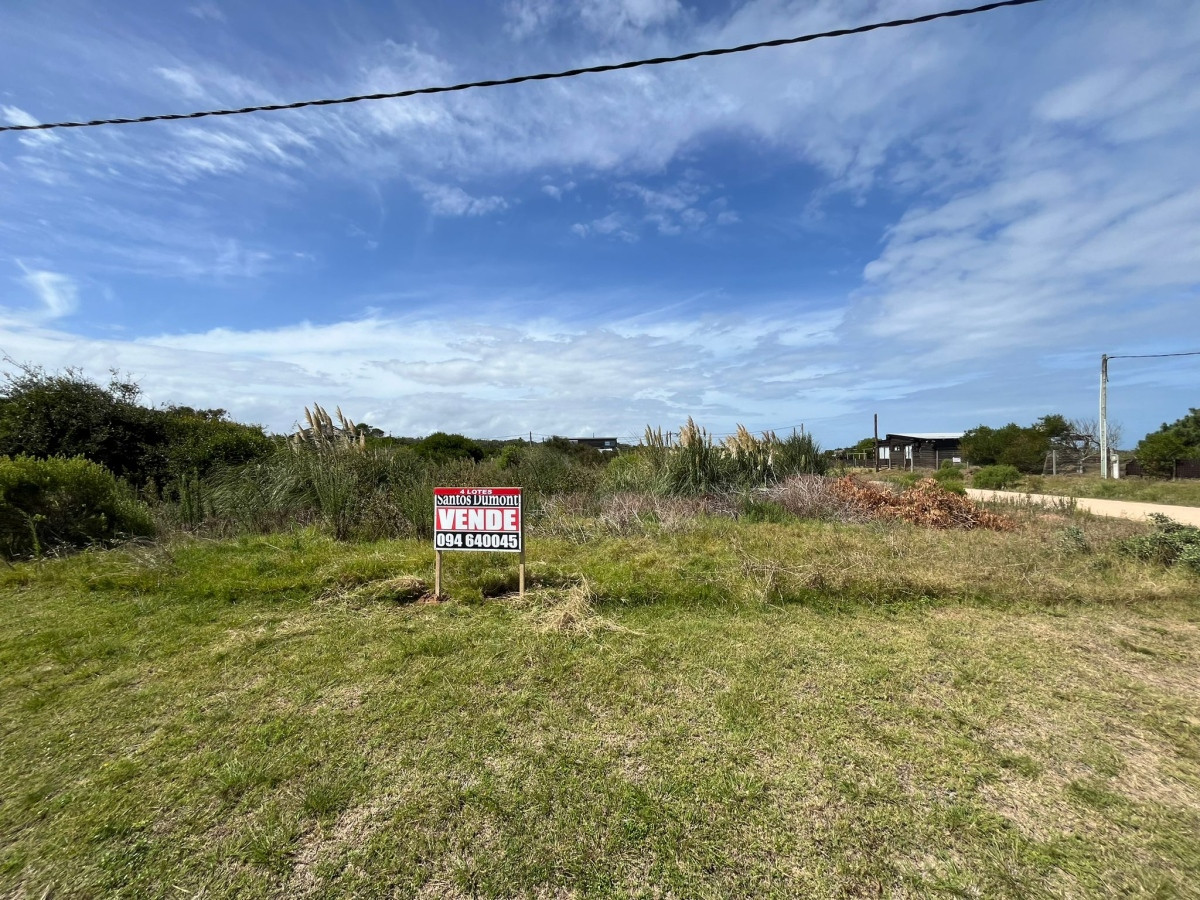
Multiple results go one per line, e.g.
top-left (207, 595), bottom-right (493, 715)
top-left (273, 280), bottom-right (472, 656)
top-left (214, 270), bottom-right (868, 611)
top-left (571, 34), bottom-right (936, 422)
top-left (319, 575), bottom-right (428, 606)
top-left (521, 578), bottom-right (637, 636)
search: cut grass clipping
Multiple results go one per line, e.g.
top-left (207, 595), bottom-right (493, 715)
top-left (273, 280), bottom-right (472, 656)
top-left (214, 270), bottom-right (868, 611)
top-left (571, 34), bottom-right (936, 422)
top-left (519, 577), bottom-right (636, 635)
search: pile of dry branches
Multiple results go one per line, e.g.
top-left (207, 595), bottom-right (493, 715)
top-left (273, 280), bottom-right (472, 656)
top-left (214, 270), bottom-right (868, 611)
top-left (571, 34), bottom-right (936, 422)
top-left (831, 477), bottom-right (1016, 531)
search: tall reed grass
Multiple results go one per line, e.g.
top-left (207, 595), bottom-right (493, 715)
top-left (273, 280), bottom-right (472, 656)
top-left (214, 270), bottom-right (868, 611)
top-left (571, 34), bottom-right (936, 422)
top-left (158, 415), bottom-right (828, 542)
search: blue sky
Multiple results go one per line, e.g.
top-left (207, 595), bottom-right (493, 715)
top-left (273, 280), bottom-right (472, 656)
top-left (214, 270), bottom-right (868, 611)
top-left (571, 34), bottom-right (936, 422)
top-left (1, 0), bottom-right (1197, 447)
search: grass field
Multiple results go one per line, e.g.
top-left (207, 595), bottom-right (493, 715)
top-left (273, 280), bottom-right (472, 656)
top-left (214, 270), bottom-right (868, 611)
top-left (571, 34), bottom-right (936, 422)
top-left (1029, 476), bottom-right (1200, 508)
top-left (860, 469), bottom-right (1200, 508)
top-left (3, 514), bottom-right (1200, 898)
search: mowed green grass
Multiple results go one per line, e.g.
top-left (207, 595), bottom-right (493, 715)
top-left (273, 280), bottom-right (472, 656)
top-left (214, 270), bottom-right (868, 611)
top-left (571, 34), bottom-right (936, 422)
top-left (2, 519), bottom-right (1199, 899)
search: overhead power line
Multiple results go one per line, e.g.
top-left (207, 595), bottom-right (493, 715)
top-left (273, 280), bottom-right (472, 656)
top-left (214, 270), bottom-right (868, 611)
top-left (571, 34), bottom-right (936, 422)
top-left (1106, 351), bottom-right (1200, 361)
top-left (0, 0), bottom-right (1048, 136)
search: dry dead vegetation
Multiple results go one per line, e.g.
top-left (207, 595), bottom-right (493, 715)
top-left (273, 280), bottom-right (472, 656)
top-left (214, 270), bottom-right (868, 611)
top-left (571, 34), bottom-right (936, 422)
top-left (517, 578), bottom-right (637, 636)
top-left (540, 475), bottom-right (1016, 538)
top-left (318, 574), bottom-right (429, 606)
top-left (778, 475), bottom-right (1017, 531)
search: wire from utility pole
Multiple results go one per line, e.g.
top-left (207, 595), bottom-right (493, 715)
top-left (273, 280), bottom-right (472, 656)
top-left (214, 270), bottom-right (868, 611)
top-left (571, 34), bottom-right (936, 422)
top-left (0, 0), bottom-right (1049, 135)
top-left (1106, 351), bottom-right (1200, 361)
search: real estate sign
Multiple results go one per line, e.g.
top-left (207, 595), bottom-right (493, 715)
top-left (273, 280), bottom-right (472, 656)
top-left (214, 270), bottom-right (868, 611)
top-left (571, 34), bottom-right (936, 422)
top-left (433, 487), bottom-right (523, 553)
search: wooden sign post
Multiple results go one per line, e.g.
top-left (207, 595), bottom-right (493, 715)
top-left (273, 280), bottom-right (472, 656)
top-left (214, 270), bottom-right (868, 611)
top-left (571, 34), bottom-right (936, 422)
top-left (433, 487), bottom-right (524, 599)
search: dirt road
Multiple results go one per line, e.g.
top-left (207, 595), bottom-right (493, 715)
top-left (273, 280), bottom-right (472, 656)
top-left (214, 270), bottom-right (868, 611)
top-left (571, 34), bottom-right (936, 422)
top-left (966, 489), bottom-right (1200, 527)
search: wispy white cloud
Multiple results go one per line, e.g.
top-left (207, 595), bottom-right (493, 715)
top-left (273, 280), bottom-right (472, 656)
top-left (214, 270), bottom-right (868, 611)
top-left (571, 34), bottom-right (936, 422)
top-left (541, 180), bottom-right (576, 200)
top-left (155, 67), bottom-right (207, 100)
top-left (188, 3), bottom-right (226, 24)
top-left (14, 265), bottom-right (78, 319)
top-left (1, 106), bottom-right (40, 128)
top-left (506, 0), bottom-right (681, 40)
top-left (571, 212), bottom-right (637, 241)
top-left (0, 303), bottom-right (848, 437)
top-left (1, 105), bottom-right (59, 149)
top-left (417, 181), bottom-right (509, 217)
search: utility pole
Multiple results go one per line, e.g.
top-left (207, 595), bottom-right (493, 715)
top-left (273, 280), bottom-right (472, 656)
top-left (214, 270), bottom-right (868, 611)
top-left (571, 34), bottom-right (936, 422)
top-left (1099, 354), bottom-right (1109, 480)
top-left (1097, 350), bottom-right (1200, 479)
top-left (873, 413), bottom-right (880, 472)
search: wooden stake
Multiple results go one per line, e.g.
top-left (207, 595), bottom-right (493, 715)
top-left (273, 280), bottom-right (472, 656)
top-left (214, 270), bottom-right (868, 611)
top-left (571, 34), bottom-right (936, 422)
top-left (435, 549), bottom-right (442, 599)
top-left (519, 548), bottom-right (526, 600)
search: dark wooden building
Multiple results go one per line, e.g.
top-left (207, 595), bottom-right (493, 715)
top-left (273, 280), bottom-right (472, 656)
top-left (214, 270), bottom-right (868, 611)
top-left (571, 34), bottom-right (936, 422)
top-left (565, 437), bottom-right (619, 452)
top-left (877, 432), bottom-right (965, 470)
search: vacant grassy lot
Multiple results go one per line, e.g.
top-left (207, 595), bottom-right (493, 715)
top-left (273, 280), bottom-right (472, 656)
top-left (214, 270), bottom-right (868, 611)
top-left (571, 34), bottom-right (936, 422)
top-left (1030, 476), bottom-right (1200, 508)
top-left (3, 515), bottom-right (1199, 898)
top-left (861, 469), bottom-right (1200, 509)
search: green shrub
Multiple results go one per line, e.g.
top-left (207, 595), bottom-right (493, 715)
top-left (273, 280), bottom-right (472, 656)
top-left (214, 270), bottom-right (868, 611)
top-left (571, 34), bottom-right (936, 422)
top-left (198, 445), bottom-right (496, 541)
top-left (972, 465), bottom-right (1022, 490)
top-left (931, 465), bottom-right (960, 487)
top-left (499, 444), bottom-right (600, 496)
top-left (740, 498), bottom-right (794, 524)
top-left (0, 368), bottom-right (272, 490)
top-left (666, 420), bottom-right (729, 494)
top-left (600, 451), bottom-right (663, 494)
top-left (162, 408), bottom-right (274, 483)
top-left (932, 464), bottom-right (965, 494)
top-left (541, 436), bottom-right (607, 466)
top-left (1120, 514), bottom-right (1200, 573)
top-left (497, 443), bottom-right (522, 470)
top-left (0, 455), bottom-right (154, 558)
top-left (772, 432), bottom-right (828, 478)
top-left (0, 368), bottom-right (164, 485)
top-left (413, 432), bottom-right (483, 464)
top-left (1057, 526), bottom-right (1091, 555)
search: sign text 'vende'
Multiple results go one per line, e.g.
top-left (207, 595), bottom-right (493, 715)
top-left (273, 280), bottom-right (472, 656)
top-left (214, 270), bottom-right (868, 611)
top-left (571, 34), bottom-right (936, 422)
top-left (433, 487), bottom-right (523, 552)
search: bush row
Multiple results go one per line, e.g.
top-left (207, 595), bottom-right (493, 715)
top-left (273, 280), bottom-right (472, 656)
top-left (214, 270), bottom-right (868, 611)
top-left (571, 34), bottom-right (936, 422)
top-left (0, 422), bottom-right (826, 557)
top-left (0, 455), bottom-right (153, 559)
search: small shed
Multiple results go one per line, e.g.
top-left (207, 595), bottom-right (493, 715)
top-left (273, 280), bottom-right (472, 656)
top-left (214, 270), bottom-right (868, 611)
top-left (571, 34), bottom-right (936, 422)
top-left (878, 433), bottom-right (965, 469)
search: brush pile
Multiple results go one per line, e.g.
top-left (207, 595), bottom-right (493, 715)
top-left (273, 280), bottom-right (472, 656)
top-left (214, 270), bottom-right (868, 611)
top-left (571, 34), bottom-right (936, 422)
top-left (831, 477), bottom-right (1016, 531)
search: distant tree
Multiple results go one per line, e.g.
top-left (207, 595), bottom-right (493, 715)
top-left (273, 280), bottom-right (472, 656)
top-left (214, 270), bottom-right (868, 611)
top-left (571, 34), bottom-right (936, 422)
top-left (1034, 414), bottom-right (1072, 443)
top-left (0, 366), bottom-right (164, 483)
top-left (961, 424), bottom-right (1018, 467)
top-left (161, 406), bottom-right (274, 481)
top-left (1132, 408), bottom-right (1200, 477)
top-left (0, 365), bottom-right (273, 489)
top-left (544, 436), bottom-right (605, 465)
top-left (1135, 431), bottom-right (1189, 478)
top-left (413, 432), bottom-right (483, 463)
top-left (354, 423), bottom-right (386, 439)
top-left (961, 414), bottom-right (1074, 473)
top-left (1150, 408), bottom-right (1200, 453)
top-left (1068, 417), bottom-right (1121, 451)
top-left (999, 427), bottom-right (1052, 473)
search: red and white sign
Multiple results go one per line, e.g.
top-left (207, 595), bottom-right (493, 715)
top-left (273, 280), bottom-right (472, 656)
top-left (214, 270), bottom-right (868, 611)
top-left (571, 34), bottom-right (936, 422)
top-left (433, 487), bottom-right (523, 553)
